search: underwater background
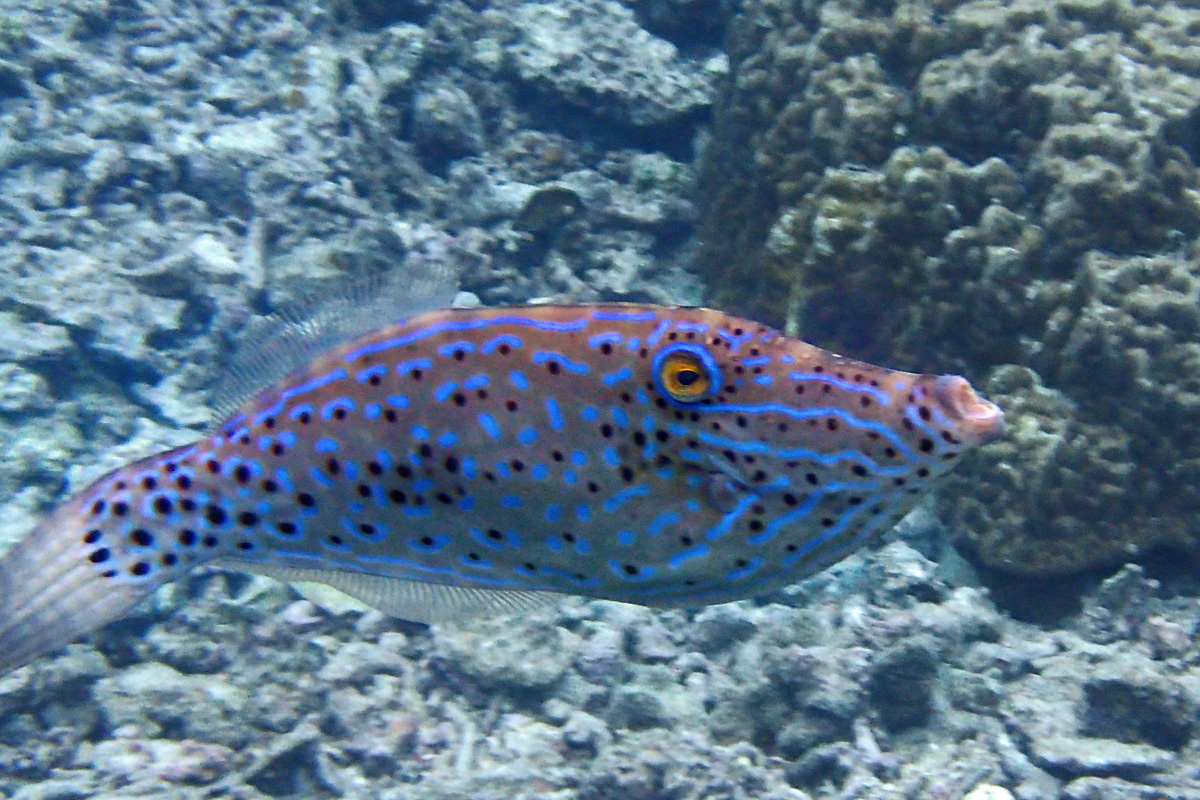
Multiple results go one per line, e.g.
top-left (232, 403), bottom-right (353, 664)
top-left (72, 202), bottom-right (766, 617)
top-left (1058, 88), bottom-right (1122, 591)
top-left (0, 0), bottom-right (1198, 798)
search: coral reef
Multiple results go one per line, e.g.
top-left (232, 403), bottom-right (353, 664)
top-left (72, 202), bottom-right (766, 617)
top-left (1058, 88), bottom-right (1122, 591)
top-left (699, 0), bottom-right (1200, 574)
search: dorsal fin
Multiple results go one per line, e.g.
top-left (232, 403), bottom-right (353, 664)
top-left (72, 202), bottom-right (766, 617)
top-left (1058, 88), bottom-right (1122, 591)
top-left (208, 264), bottom-right (459, 423)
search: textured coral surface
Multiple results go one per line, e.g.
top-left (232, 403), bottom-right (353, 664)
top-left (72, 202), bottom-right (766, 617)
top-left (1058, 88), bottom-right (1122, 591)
top-left (699, 0), bottom-right (1200, 573)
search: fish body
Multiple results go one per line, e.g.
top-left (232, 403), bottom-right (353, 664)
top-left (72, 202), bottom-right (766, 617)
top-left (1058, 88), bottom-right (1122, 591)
top-left (0, 303), bottom-right (1003, 672)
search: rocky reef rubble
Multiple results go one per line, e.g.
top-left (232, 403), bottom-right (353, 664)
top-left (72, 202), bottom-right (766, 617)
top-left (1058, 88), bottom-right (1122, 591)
top-left (1, 544), bottom-right (1199, 799)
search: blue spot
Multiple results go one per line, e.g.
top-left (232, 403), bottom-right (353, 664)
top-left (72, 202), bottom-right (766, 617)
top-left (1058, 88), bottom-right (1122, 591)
top-left (604, 367), bottom-right (633, 386)
top-left (439, 432), bottom-right (459, 448)
top-left (519, 428), bottom-right (539, 446)
top-left (275, 468), bottom-right (295, 491)
top-left (546, 537), bottom-right (564, 552)
top-left (479, 414), bottom-right (501, 440)
top-left (656, 467), bottom-right (674, 480)
top-left (459, 495), bottom-right (477, 511)
top-left (316, 439), bottom-right (340, 453)
top-left (501, 495), bottom-right (524, 509)
top-left (755, 375), bottom-right (774, 386)
top-left (464, 374), bottom-right (489, 391)
top-left (435, 382), bottom-right (458, 402)
top-left (572, 451), bottom-right (589, 466)
top-left (463, 555), bottom-right (495, 568)
top-left (482, 334), bottom-right (524, 354)
top-left (576, 539), bottom-right (592, 554)
top-left (403, 506), bottom-right (433, 519)
top-left (509, 531), bottom-right (523, 549)
top-left (604, 485), bottom-right (651, 512)
top-left (612, 407), bottom-right (630, 428)
top-left (532, 464), bottom-right (549, 480)
top-left (685, 498), bottom-right (701, 512)
top-left (510, 371), bottom-right (530, 390)
top-left (593, 310), bottom-right (657, 322)
top-left (603, 448), bottom-right (621, 467)
top-left (344, 462), bottom-right (360, 480)
top-left (279, 432), bottom-right (297, 447)
top-left (376, 451), bottom-right (394, 470)
top-left (546, 398), bottom-right (565, 431)
top-left (626, 337), bottom-right (642, 352)
top-left (546, 505), bottom-right (563, 522)
top-left (564, 470), bottom-right (579, 485)
top-left (496, 463), bottom-right (512, 479)
top-left (680, 449), bottom-right (704, 462)
top-left (577, 505), bottom-right (592, 522)
top-left (647, 512), bottom-right (680, 537)
top-left (413, 478), bottom-right (434, 493)
top-left (677, 322), bottom-right (709, 333)
top-left (289, 404), bottom-right (315, 421)
top-left (647, 319), bottom-right (671, 347)
top-left (395, 358), bottom-right (434, 375)
top-left (461, 457), bottom-right (478, 478)
top-left (365, 404), bottom-right (382, 419)
top-left (322, 399), bottom-right (355, 420)
top-left (258, 437), bottom-right (273, 451)
top-left (472, 528), bottom-right (505, 550)
top-left (643, 443), bottom-right (659, 460)
top-left (581, 407), bottom-right (600, 422)
top-left (670, 544), bottom-right (710, 569)
top-left (388, 395), bottom-right (410, 409)
top-left (636, 389), bottom-right (650, 405)
top-left (743, 357), bottom-right (770, 367)
top-left (618, 530), bottom-right (636, 546)
top-left (439, 341), bottom-right (475, 358)
top-left (533, 351), bottom-right (591, 374)
top-left (412, 426), bottom-right (430, 441)
top-left (589, 332), bottom-right (623, 348)
top-left (357, 365), bottom-right (388, 383)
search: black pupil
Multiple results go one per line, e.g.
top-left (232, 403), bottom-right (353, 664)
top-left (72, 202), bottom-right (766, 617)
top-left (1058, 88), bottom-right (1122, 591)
top-left (676, 367), bottom-right (701, 387)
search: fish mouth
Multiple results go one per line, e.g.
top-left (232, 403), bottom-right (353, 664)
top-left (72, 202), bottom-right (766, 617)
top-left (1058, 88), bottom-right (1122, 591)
top-left (933, 375), bottom-right (1005, 444)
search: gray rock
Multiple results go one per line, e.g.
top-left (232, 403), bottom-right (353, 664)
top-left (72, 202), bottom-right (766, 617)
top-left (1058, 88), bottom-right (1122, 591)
top-left (1062, 777), bottom-right (1200, 800)
top-left (1082, 655), bottom-right (1194, 750)
top-left (687, 604), bottom-right (757, 654)
top-left (868, 635), bottom-right (940, 732)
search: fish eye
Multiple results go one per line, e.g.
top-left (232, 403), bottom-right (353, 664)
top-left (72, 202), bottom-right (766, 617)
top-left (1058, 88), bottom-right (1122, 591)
top-left (653, 344), bottom-right (720, 403)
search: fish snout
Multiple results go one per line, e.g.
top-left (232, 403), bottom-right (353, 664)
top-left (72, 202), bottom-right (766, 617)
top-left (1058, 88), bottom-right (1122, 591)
top-left (933, 375), bottom-right (1005, 445)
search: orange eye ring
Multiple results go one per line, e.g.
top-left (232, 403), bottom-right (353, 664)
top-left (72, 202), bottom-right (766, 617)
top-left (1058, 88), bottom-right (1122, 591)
top-left (654, 345), bottom-right (719, 403)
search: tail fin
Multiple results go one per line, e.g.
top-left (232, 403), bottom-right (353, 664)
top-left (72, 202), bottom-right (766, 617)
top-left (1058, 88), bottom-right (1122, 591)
top-left (0, 499), bottom-right (153, 673)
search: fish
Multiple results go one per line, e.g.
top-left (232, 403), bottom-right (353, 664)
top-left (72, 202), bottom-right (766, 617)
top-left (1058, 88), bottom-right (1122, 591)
top-left (0, 301), bottom-right (1004, 673)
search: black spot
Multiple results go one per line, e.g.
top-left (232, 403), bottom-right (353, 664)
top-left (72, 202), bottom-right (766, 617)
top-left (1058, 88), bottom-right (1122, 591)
top-left (296, 493), bottom-right (315, 508)
top-left (860, 397), bottom-right (872, 408)
top-left (262, 479), bottom-right (279, 493)
top-left (83, 529), bottom-right (102, 544)
top-left (277, 522), bottom-right (297, 535)
top-left (420, 536), bottom-right (435, 546)
top-left (368, 374), bottom-right (381, 386)
top-left (153, 496), bottom-right (172, 515)
top-left (333, 408), bottom-right (348, 421)
top-left (600, 343), bottom-right (613, 355)
top-left (587, 481), bottom-right (599, 493)
top-left (511, 459), bottom-right (525, 472)
top-left (206, 506), bottom-right (227, 525)
top-left (115, 481), bottom-right (127, 491)
top-left (238, 511), bottom-right (258, 526)
top-left (547, 361), bottom-right (560, 375)
top-left (506, 400), bottom-right (519, 412)
top-left (826, 418), bottom-right (839, 432)
top-left (498, 343), bottom-right (511, 356)
top-left (88, 548), bottom-right (110, 564)
top-left (523, 562), bottom-right (537, 572)
top-left (418, 444), bottom-right (433, 458)
top-left (176, 475), bottom-right (192, 490)
top-left (180, 498), bottom-right (196, 513)
top-left (467, 552), bottom-right (481, 561)
top-left (130, 562), bottom-right (151, 577)
top-left (329, 535), bottom-right (344, 546)
top-left (633, 432), bottom-right (647, 446)
top-left (736, 416), bottom-right (748, 428)
top-left (359, 524), bottom-right (376, 536)
top-left (919, 406), bottom-right (932, 421)
top-left (236, 541), bottom-right (254, 551)
top-left (113, 501), bottom-right (129, 517)
top-left (623, 564), bottom-right (638, 576)
top-left (271, 443), bottom-right (286, 456)
top-left (919, 438), bottom-right (935, 453)
top-left (552, 450), bottom-right (564, 462)
top-left (410, 369), bottom-right (423, 380)
top-left (141, 476), bottom-right (157, 491)
top-left (436, 492), bottom-right (453, 504)
top-left (202, 535), bottom-right (218, 548)
top-left (487, 528), bottom-right (503, 540)
top-left (130, 529), bottom-right (153, 547)
top-left (851, 464), bottom-right (868, 477)
top-left (748, 520), bottom-right (764, 532)
top-left (396, 465), bottom-right (413, 479)
top-left (178, 530), bottom-right (197, 546)
top-left (452, 392), bottom-right (466, 406)
top-left (161, 553), bottom-right (178, 567)
top-left (821, 518), bottom-right (834, 527)
top-left (806, 473), bottom-right (819, 486)
top-left (206, 460), bottom-right (221, 474)
top-left (232, 464), bottom-right (251, 485)
top-left (916, 467), bottom-right (930, 478)
top-left (326, 458), bottom-right (341, 475)
top-left (680, 535), bottom-right (693, 546)
top-left (384, 410), bottom-right (398, 423)
top-left (620, 466), bottom-right (634, 482)
top-left (297, 411), bottom-right (312, 424)
top-left (389, 489), bottom-right (407, 504)
top-left (600, 424), bottom-right (613, 438)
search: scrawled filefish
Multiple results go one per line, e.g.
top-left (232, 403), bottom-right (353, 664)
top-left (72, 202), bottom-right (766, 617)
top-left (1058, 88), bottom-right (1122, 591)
top-left (0, 303), bottom-right (1003, 673)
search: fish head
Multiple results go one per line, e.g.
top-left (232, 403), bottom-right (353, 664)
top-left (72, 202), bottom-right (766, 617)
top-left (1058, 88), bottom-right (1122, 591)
top-left (631, 308), bottom-right (1004, 516)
